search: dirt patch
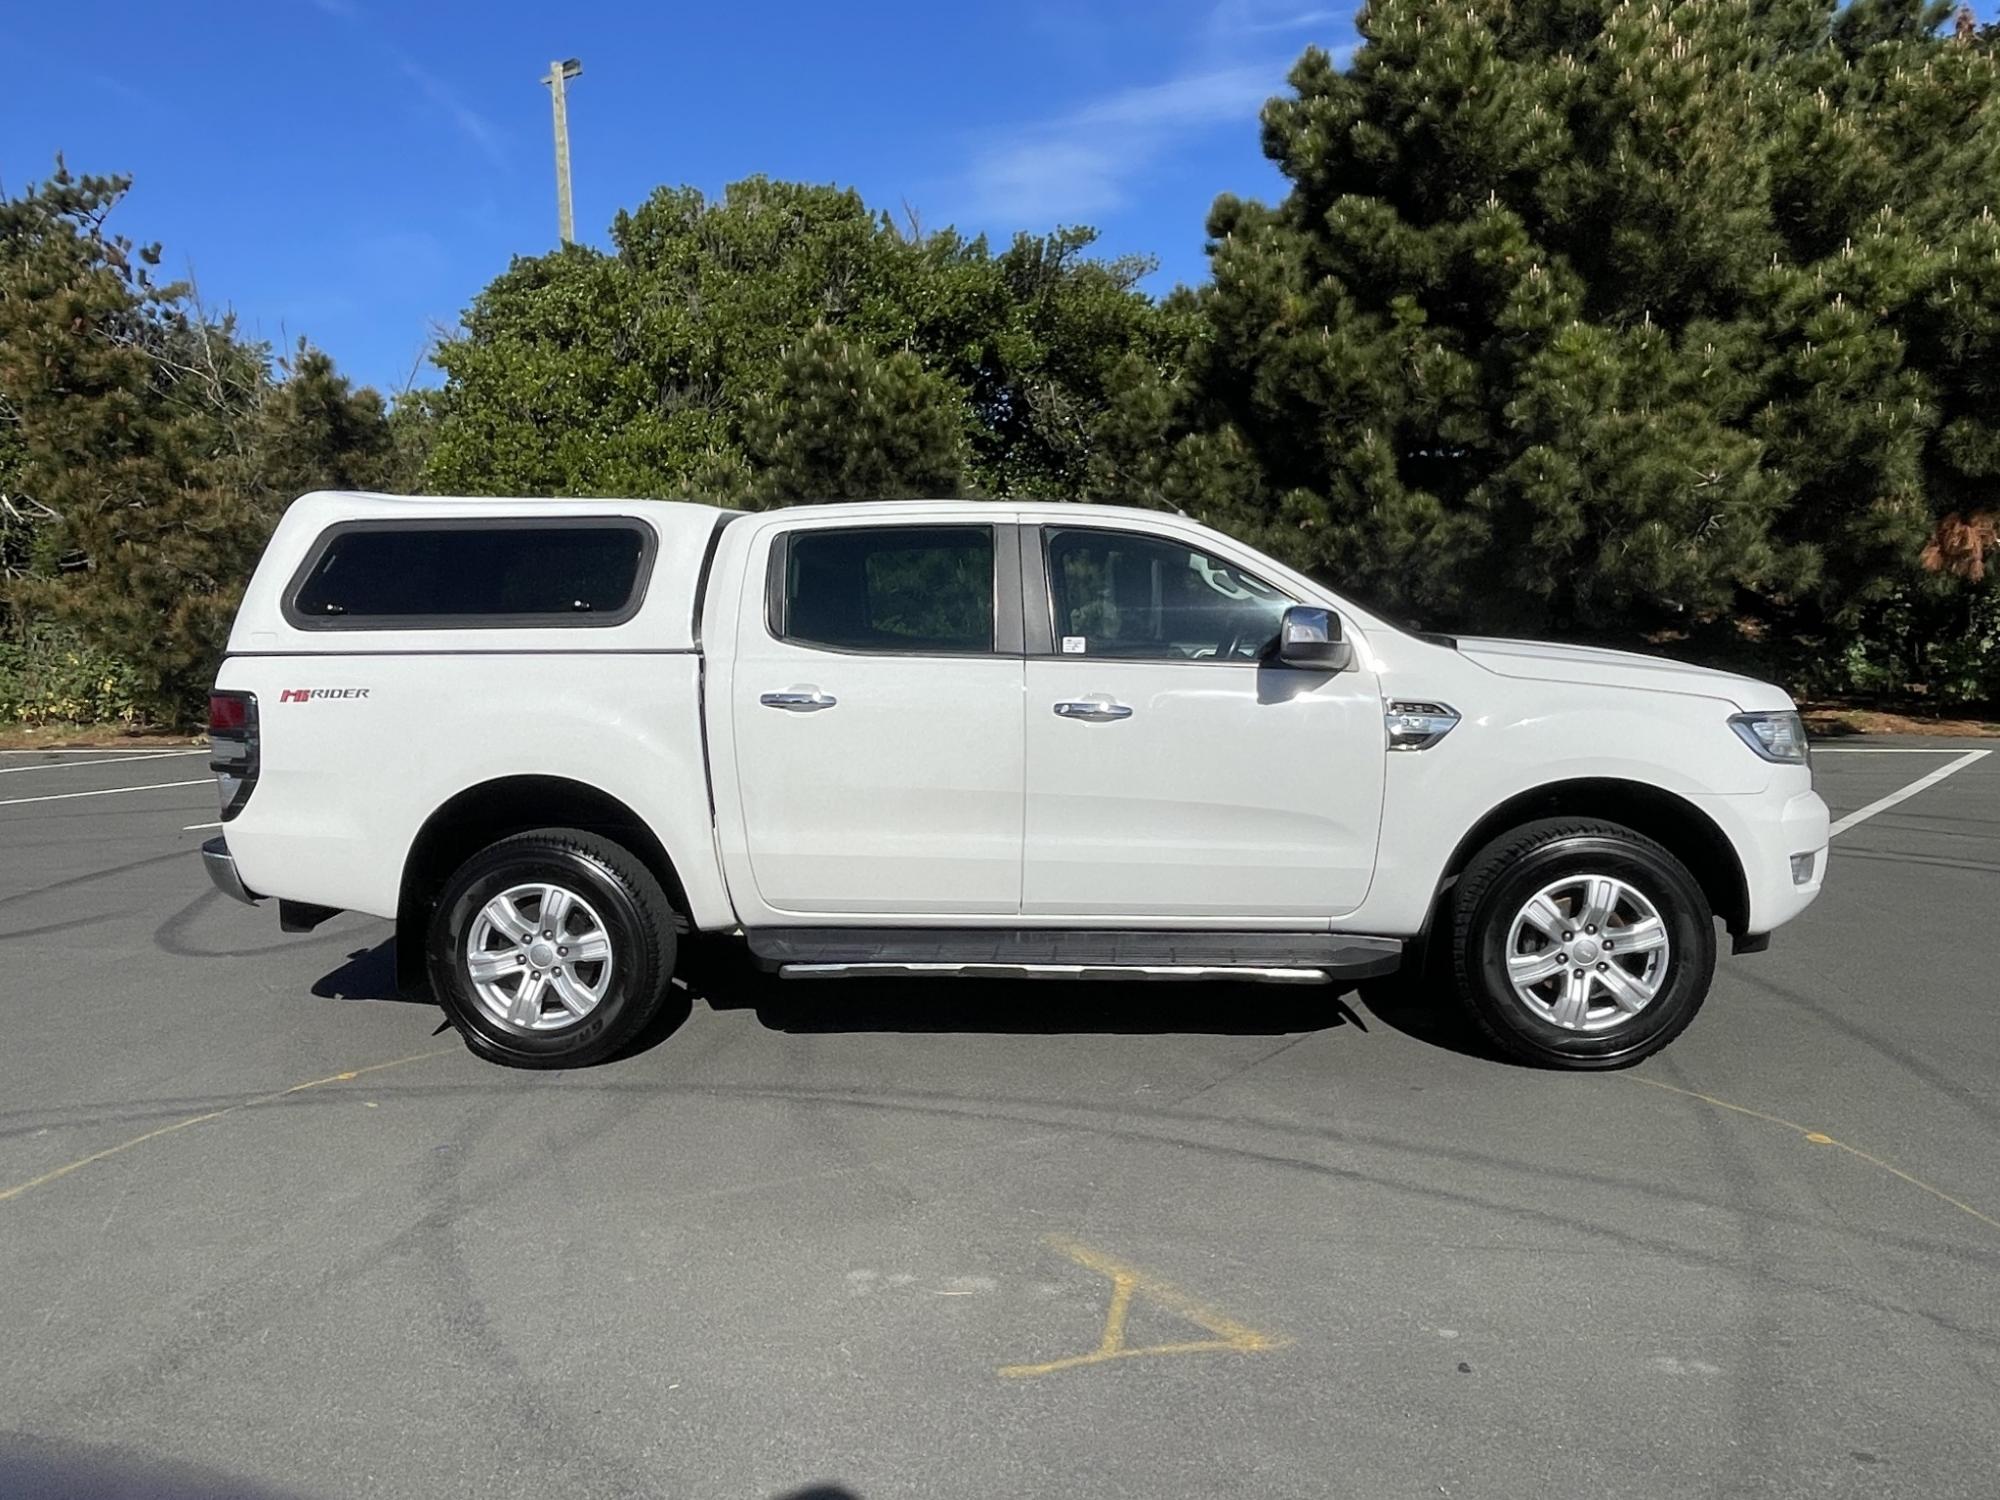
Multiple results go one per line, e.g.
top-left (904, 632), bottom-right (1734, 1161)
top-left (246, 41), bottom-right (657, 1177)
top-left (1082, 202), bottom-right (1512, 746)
top-left (1800, 704), bottom-right (2000, 739)
top-left (0, 724), bottom-right (202, 751)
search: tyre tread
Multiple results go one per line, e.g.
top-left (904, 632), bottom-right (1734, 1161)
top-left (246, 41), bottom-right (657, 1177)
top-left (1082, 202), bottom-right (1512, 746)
top-left (433, 826), bottom-right (678, 1068)
top-left (1449, 817), bottom-right (1714, 1069)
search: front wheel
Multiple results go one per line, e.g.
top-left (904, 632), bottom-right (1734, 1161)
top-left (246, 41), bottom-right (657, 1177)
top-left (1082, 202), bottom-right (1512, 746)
top-left (427, 828), bottom-right (678, 1068)
top-left (1450, 818), bottom-right (1716, 1069)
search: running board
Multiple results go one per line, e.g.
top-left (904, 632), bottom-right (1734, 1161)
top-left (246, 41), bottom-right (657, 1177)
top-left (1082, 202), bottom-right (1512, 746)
top-left (778, 962), bottom-right (1333, 984)
top-left (748, 928), bottom-right (1402, 982)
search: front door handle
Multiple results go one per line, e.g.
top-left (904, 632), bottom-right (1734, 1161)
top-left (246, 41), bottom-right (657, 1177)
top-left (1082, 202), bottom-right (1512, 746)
top-left (761, 688), bottom-right (837, 713)
top-left (1053, 698), bottom-right (1133, 723)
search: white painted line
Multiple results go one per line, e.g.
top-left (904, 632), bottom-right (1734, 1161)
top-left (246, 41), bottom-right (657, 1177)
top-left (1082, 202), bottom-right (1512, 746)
top-left (1813, 747), bottom-right (1989, 754)
top-left (1828, 749), bottom-right (1993, 838)
top-left (183, 821), bottom-right (223, 831)
top-left (0, 778), bottom-right (210, 810)
top-left (0, 749), bottom-right (203, 776)
top-left (0, 745), bottom-right (201, 755)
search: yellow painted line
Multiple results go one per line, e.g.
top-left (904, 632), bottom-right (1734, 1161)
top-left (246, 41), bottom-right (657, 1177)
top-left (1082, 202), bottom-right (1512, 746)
top-left (0, 1048), bottom-right (453, 1206)
top-left (999, 1235), bottom-right (1289, 1379)
top-left (1628, 1075), bottom-right (2000, 1235)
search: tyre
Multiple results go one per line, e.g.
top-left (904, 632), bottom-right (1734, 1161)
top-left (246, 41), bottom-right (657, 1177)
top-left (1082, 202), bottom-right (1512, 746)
top-left (1449, 818), bottom-right (1715, 1070)
top-left (426, 828), bottom-right (678, 1068)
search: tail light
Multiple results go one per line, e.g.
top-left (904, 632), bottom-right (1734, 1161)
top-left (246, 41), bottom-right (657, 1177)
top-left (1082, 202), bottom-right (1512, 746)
top-left (209, 689), bottom-right (259, 820)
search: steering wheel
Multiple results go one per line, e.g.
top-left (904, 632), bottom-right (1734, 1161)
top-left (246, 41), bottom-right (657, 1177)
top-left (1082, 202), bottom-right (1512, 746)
top-left (1218, 616), bottom-right (1257, 661)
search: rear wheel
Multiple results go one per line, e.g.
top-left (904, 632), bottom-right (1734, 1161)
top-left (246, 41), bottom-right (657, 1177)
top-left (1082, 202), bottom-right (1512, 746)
top-left (1450, 818), bottom-right (1715, 1069)
top-left (427, 828), bottom-right (677, 1068)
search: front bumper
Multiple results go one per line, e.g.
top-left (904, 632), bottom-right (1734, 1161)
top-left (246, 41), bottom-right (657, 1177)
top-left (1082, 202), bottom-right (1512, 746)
top-left (201, 836), bottom-right (264, 906)
top-left (1699, 785), bottom-right (1828, 942)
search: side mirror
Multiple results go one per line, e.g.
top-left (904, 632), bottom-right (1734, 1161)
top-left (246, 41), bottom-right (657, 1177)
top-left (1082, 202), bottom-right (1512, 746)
top-left (1273, 605), bottom-right (1353, 671)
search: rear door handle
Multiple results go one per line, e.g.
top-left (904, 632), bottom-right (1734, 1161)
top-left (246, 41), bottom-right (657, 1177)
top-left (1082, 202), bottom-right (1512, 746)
top-left (1053, 699), bottom-right (1133, 722)
top-left (761, 688), bottom-right (837, 712)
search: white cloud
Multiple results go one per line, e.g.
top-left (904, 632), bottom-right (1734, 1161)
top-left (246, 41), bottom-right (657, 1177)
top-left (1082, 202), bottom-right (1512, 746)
top-left (306, 0), bottom-right (506, 168)
top-left (1070, 63), bottom-right (1280, 131)
top-left (955, 0), bottom-right (1358, 228)
top-left (1207, 1), bottom-right (1347, 38)
top-left (88, 72), bottom-right (150, 106)
top-left (398, 58), bottom-right (507, 168)
top-left (354, 228), bottom-right (451, 281)
top-left (962, 63), bottom-right (1278, 223)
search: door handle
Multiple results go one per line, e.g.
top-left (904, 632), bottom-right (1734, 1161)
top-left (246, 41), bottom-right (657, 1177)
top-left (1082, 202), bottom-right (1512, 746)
top-left (761, 688), bottom-right (837, 712)
top-left (1053, 699), bottom-right (1133, 722)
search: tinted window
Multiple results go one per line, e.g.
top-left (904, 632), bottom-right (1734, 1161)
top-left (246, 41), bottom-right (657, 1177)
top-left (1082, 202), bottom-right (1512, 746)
top-left (781, 526), bottom-right (994, 654)
top-left (291, 523), bottom-right (651, 626)
top-left (1045, 528), bottom-right (1288, 660)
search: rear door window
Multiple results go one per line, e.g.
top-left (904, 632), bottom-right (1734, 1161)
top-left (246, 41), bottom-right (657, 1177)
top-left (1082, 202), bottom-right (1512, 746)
top-left (288, 520), bottom-right (654, 628)
top-left (775, 526), bottom-right (996, 654)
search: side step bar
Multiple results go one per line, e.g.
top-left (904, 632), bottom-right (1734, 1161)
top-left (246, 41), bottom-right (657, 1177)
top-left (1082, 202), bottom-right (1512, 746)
top-left (747, 929), bottom-right (1402, 984)
top-left (778, 962), bottom-right (1334, 985)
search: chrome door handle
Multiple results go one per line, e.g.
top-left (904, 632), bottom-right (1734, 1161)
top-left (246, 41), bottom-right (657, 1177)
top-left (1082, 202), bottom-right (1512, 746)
top-left (760, 689), bottom-right (837, 712)
top-left (1053, 699), bottom-right (1133, 722)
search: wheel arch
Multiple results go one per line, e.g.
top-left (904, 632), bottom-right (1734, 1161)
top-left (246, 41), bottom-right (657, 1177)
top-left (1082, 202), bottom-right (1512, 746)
top-left (1430, 778), bottom-right (1749, 941)
top-left (395, 775), bottom-right (691, 997)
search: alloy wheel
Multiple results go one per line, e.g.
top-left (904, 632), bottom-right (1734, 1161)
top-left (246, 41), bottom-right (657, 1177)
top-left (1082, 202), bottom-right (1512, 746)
top-left (1503, 873), bottom-right (1671, 1032)
top-left (464, 882), bottom-right (615, 1032)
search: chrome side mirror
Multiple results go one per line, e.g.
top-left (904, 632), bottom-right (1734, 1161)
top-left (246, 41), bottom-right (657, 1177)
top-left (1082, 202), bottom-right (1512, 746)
top-left (1273, 605), bottom-right (1353, 671)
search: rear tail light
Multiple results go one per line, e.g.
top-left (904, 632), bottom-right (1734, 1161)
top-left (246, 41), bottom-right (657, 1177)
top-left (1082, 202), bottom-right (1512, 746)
top-left (209, 689), bottom-right (259, 820)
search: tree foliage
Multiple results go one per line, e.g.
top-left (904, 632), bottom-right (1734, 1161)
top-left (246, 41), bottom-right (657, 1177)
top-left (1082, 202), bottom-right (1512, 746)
top-left (1094, 0), bottom-right (2000, 690)
top-left (422, 179), bottom-right (1166, 504)
top-left (738, 325), bottom-right (969, 503)
top-left (12, 5), bottom-right (2000, 720)
top-left (0, 163), bottom-right (409, 723)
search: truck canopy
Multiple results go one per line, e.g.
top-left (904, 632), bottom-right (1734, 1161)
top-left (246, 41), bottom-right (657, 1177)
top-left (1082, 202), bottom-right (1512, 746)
top-left (227, 492), bottom-right (735, 655)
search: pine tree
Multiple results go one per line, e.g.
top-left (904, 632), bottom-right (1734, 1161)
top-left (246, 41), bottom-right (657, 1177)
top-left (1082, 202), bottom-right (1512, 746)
top-left (423, 179), bottom-right (1162, 504)
top-left (0, 164), bottom-right (403, 723)
top-left (739, 325), bottom-right (968, 502)
top-left (258, 341), bottom-right (407, 498)
top-left (0, 165), bottom-right (260, 718)
top-left (1103, 0), bottom-right (2000, 682)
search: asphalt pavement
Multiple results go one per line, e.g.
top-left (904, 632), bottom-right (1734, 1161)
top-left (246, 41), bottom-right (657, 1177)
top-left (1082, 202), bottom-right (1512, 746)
top-left (1, 738), bottom-right (1996, 1500)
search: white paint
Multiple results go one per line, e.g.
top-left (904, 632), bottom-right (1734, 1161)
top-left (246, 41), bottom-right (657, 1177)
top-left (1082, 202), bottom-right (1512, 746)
top-left (184, 821), bottom-right (224, 831)
top-left (1828, 749), bottom-right (1992, 838)
top-left (1814, 747), bottom-right (1989, 754)
top-left (0, 746), bottom-right (199, 755)
top-left (0, 749), bottom-right (203, 777)
top-left (0, 778), bottom-right (210, 809)
top-left (214, 491), bottom-right (1834, 947)
top-left (1021, 652), bottom-right (1386, 918)
top-left (934, 1275), bottom-right (997, 1296)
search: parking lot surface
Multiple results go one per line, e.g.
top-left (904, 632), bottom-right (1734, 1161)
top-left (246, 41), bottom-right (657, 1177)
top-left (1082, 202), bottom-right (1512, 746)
top-left (2, 739), bottom-right (1997, 1499)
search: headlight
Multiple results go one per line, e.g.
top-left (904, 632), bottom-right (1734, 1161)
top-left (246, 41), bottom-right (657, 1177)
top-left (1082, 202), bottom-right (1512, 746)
top-left (1729, 710), bottom-right (1808, 764)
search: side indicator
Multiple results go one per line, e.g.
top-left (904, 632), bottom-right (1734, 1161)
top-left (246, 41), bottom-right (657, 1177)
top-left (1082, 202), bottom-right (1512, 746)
top-left (1385, 700), bottom-right (1460, 752)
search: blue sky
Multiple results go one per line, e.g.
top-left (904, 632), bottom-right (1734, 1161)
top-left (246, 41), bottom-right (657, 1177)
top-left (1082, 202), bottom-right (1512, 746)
top-left (0, 1), bottom-right (1354, 397)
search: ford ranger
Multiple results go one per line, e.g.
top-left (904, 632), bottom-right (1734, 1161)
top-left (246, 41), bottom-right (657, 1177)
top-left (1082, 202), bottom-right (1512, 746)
top-left (201, 493), bottom-right (1828, 1070)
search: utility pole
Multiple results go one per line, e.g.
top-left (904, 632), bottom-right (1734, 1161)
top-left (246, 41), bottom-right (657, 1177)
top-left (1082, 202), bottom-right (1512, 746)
top-left (540, 57), bottom-right (582, 244)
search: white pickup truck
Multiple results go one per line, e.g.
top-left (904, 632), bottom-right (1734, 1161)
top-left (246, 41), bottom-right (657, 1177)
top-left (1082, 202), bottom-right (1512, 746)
top-left (202, 492), bottom-right (1828, 1070)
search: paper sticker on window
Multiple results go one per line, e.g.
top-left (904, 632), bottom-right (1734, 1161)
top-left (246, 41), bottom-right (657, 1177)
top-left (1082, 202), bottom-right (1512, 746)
top-left (1061, 636), bottom-right (1087, 654)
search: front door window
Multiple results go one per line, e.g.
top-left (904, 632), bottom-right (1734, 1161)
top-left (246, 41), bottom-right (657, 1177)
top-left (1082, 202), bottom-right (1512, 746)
top-left (1044, 527), bottom-right (1288, 662)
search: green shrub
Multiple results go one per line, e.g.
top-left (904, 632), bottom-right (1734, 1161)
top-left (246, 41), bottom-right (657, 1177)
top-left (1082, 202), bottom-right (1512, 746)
top-left (0, 625), bottom-right (144, 726)
top-left (1782, 585), bottom-right (2000, 710)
